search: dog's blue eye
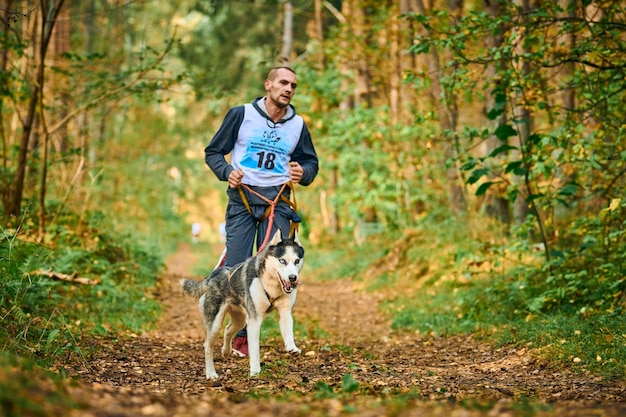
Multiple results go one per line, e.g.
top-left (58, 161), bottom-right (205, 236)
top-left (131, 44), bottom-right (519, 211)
top-left (280, 259), bottom-right (287, 265)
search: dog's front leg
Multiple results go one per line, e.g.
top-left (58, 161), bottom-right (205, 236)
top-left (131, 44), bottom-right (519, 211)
top-left (204, 326), bottom-right (219, 379)
top-left (277, 305), bottom-right (301, 354)
top-left (246, 316), bottom-right (263, 377)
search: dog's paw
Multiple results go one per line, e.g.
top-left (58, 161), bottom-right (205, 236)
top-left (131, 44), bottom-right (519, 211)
top-left (232, 349), bottom-right (247, 358)
top-left (222, 345), bottom-right (232, 356)
top-left (206, 371), bottom-right (219, 380)
top-left (285, 346), bottom-right (301, 355)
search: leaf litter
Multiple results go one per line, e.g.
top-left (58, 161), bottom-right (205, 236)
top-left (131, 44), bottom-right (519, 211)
top-left (58, 243), bottom-right (626, 416)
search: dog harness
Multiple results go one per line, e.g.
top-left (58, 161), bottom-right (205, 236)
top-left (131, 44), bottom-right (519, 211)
top-left (237, 181), bottom-right (300, 245)
top-left (226, 264), bottom-right (283, 313)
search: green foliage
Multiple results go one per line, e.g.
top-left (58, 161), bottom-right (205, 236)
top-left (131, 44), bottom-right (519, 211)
top-left (0, 353), bottom-right (78, 417)
top-left (341, 373), bottom-right (360, 394)
top-left (180, 1), bottom-right (315, 98)
top-left (373, 212), bottom-right (626, 378)
top-left (313, 381), bottom-right (336, 399)
top-left (0, 210), bottom-right (163, 365)
top-left (259, 313), bottom-right (309, 341)
top-left (304, 231), bottom-right (390, 283)
top-left (1, 0), bottom-right (625, 410)
top-left (311, 374), bottom-right (359, 400)
top-left (403, 1), bottom-right (626, 322)
top-left (315, 106), bottom-right (443, 231)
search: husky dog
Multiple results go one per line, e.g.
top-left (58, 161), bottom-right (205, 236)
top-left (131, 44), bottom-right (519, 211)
top-left (180, 230), bottom-right (304, 379)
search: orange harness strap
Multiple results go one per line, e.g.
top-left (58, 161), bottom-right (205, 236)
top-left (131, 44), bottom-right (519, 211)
top-left (237, 182), bottom-right (299, 249)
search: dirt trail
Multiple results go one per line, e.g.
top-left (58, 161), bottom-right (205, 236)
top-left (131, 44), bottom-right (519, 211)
top-left (63, 243), bottom-right (626, 416)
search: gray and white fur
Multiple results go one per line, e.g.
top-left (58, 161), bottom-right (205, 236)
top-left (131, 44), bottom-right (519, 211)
top-left (180, 230), bottom-right (304, 379)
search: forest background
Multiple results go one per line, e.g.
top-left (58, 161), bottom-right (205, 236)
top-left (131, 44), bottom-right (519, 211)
top-left (1, 0), bottom-right (625, 413)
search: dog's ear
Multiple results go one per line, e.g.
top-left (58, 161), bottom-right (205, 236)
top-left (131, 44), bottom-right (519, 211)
top-left (269, 229), bottom-right (282, 245)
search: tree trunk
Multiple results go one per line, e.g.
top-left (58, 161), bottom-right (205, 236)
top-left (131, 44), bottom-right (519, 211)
top-left (279, 1), bottom-right (293, 64)
top-left (38, 0), bottom-right (70, 239)
top-left (353, 2), bottom-right (372, 108)
top-left (0, 0), bottom-right (13, 212)
top-left (512, 0), bottom-right (532, 226)
top-left (313, 0), bottom-right (339, 233)
top-left (402, 1), bottom-right (420, 121)
top-left (314, 0), bottom-right (325, 68)
top-left (8, 0), bottom-right (64, 217)
top-left (558, 0), bottom-right (575, 116)
top-left (414, 0), bottom-right (466, 214)
top-left (389, 1), bottom-right (401, 125)
top-left (482, 0), bottom-right (511, 224)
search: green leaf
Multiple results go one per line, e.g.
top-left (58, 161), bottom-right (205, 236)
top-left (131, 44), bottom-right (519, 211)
top-left (314, 381), bottom-right (336, 399)
top-left (494, 125), bottom-right (517, 141)
top-left (488, 144), bottom-right (517, 158)
top-left (558, 183), bottom-right (579, 197)
top-left (409, 42), bottom-right (430, 54)
top-left (476, 181), bottom-right (497, 196)
top-left (505, 160), bottom-right (527, 176)
top-left (487, 107), bottom-right (504, 120)
top-left (46, 329), bottom-right (60, 350)
top-left (460, 159), bottom-right (478, 171)
top-left (487, 91), bottom-right (508, 120)
top-left (467, 168), bottom-right (489, 185)
top-left (527, 133), bottom-right (543, 146)
top-left (341, 374), bottom-right (359, 393)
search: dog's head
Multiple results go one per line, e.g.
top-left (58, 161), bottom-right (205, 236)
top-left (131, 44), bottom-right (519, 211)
top-left (265, 230), bottom-right (304, 294)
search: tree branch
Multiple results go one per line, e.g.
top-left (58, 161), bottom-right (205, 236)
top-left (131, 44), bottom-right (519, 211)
top-left (30, 269), bottom-right (100, 285)
top-left (46, 28), bottom-right (178, 137)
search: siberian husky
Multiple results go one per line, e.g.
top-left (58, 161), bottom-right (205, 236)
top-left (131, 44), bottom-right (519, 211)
top-left (180, 230), bottom-right (304, 379)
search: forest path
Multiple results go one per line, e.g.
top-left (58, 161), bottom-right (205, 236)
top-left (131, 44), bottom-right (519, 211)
top-left (64, 242), bottom-right (626, 416)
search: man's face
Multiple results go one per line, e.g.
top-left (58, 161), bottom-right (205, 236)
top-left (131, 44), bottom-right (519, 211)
top-left (265, 69), bottom-right (298, 108)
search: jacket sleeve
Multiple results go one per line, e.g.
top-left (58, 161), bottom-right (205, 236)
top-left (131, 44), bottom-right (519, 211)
top-left (291, 123), bottom-right (319, 187)
top-left (204, 106), bottom-right (245, 181)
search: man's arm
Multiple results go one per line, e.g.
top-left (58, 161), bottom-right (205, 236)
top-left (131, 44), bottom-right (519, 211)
top-left (204, 106), bottom-right (245, 181)
top-left (291, 123), bottom-right (319, 186)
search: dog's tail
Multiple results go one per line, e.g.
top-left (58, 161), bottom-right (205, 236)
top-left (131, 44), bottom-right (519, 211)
top-left (180, 278), bottom-right (208, 298)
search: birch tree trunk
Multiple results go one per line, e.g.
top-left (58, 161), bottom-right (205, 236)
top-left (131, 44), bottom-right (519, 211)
top-left (512, 0), bottom-right (533, 225)
top-left (390, 1), bottom-right (402, 125)
top-left (279, 1), bottom-right (293, 64)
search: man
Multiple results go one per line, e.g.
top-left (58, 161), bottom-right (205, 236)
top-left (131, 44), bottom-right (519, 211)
top-left (204, 66), bottom-right (319, 356)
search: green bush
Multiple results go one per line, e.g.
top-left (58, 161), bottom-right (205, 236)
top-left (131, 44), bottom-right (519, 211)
top-left (0, 210), bottom-right (163, 365)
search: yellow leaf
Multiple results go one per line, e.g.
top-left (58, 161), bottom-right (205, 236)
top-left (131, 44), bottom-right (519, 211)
top-left (608, 198), bottom-right (620, 211)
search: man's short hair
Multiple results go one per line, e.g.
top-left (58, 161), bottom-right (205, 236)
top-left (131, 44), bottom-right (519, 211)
top-left (267, 66), bottom-right (296, 81)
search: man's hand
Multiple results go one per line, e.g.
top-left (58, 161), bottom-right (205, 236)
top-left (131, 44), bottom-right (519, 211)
top-left (228, 169), bottom-right (244, 188)
top-left (289, 162), bottom-right (303, 184)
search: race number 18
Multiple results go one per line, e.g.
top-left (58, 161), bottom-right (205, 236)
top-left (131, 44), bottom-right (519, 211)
top-left (256, 151), bottom-right (276, 170)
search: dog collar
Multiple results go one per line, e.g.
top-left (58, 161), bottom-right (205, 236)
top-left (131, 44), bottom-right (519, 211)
top-left (264, 290), bottom-right (276, 313)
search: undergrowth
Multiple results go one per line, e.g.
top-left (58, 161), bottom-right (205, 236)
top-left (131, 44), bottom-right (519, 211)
top-left (0, 352), bottom-right (78, 417)
top-left (0, 209), bottom-right (167, 415)
top-left (313, 208), bottom-right (626, 380)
